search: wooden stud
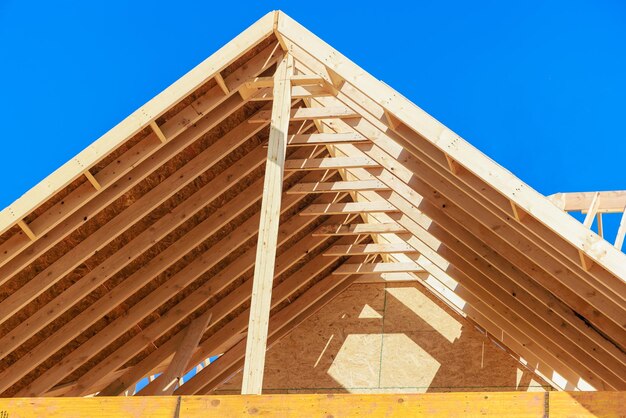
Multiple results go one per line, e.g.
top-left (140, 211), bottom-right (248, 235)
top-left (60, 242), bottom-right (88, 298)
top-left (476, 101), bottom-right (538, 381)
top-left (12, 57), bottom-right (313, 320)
top-left (83, 170), bottom-right (102, 191)
top-left (333, 262), bottom-right (425, 274)
top-left (300, 201), bottom-right (399, 216)
top-left (149, 121), bottom-right (168, 143)
top-left (597, 213), bottom-right (604, 238)
top-left (510, 201), bottom-right (527, 222)
top-left (313, 222), bottom-right (407, 236)
top-left (284, 157), bottom-right (379, 171)
top-left (287, 180), bottom-right (388, 194)
top-left (241, 53), bottom-right (293, 395)
top-left (214, 72), bottom-right (230, 95)
top-left (267, 132), bottom-right (368, 147)
top-left (583, 192), bottom-right (601, 228)
top-left (17, 220), bottom-right (36, 241)
top-left (141, 311), bottom-right (213, 396)
top-left (615, 209), bottom-right (626, 251)
top-left (324, 243), bottom-right (418, 256)
top-left (248, 106), bottom-right (359, 122)
top-left (445, 154), bottom-right (463, 175)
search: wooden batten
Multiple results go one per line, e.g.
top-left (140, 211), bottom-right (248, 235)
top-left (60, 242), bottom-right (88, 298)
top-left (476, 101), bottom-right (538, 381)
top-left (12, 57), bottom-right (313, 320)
top-left (16, 220), bottom-right (36, 241)
top-left (83, 170), bottom-right (102, 191)
top-left (313, 222), bottom-right (407, 235)
top-left (149, 121), bottom-right (168, 143)
top-left (248, 106), bottom-right (359, 122)
top-left (214, 72), bottom-right (230, 95)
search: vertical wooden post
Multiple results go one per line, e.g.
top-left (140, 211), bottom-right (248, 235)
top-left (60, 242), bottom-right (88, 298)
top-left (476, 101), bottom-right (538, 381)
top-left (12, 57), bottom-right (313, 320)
top-left (241, 53), bottom-right (293, 395)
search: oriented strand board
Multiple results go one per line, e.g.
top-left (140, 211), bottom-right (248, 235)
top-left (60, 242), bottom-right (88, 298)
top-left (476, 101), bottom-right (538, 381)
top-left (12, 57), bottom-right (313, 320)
top-left (218, 282), bottom-right (551, 393)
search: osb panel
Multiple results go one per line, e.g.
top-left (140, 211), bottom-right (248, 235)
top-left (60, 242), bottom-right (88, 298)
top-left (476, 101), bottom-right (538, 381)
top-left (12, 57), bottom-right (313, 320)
top-left (218, 282), bottom-right (552, 394)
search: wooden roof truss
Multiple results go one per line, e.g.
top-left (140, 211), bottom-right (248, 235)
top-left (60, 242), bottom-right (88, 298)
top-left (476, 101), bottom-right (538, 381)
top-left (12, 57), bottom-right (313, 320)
top-left (0, 11), bottom-right (624, 398)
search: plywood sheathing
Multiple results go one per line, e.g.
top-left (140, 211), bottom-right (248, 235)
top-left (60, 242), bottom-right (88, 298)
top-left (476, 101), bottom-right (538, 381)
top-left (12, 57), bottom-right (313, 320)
top-left (218, 282), bottom-right (552, 393)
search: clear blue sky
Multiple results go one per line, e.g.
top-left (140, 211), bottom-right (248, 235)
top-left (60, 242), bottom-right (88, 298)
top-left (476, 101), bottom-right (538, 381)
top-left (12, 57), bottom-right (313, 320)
top-left (1, 1), bottom-right (625, 234)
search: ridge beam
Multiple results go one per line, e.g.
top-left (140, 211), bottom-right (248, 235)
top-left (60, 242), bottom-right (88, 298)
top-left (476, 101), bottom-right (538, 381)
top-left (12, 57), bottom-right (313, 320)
top-left (287, 180), bottom-right (389, 194)
top-left (333, 262), bottom-right (426, 274)
top-left (324, 243), bottom-right (418, 256)
top-left (241, 53), bottom-right (293, 395)
top-left (313, 223), bottom-right (407, 236)
top-left (248, 106), bottom-right (358, 122)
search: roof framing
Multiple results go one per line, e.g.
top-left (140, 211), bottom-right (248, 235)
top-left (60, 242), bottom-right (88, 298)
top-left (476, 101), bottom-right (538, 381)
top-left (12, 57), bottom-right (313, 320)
top-left (0, 10), bottom-right (624, 398)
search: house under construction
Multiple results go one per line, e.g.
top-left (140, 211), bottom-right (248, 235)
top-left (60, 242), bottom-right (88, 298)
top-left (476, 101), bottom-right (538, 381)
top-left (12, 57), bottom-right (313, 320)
top-left (0, 10), bottom-right (624, 417)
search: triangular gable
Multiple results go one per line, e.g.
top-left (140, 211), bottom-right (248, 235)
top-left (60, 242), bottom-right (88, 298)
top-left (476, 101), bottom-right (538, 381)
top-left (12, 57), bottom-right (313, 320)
top-left (0, 11), bottom-right (624, 397)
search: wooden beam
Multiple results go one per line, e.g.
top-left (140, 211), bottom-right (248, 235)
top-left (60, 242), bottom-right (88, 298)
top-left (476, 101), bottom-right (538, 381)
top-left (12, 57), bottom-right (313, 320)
top-left (324, 243), bottom-right (418, 256)
top-left (353, 272), bottom-right (427, 283)
top-left (149, 120), bottom-right (168, 143)
top-left (549, 190), bottom-right (626, 214)
top-left (300, 201), bottom-right (398, 215)
top-left (214, 72), bottom-right (229, 95)
top-left (287, 180), bottom-right (388, 194)
top-left (241, 53), bottom-right (293, 395)
top-left (249, 85), bottom-right (332, 101)
top-left (282, 132), bottom-right (368, 146)
top-left (333, 262), bottom-right (425, 274)
top-left (615, 210), bottom-right (626, 251)
top-left (284, 157), bottom-right (379, 170)
top-left (83, 170), bottom-right (102, 191)
top-left (0, 392), bottom-right (625, 417)
top-left (445, 154), bottom-right (463, 175)
top-left (583, 192), bottom-right (601, 228)
top-left (141, 311), bottom-right (213, 396)
top-left (16, 219), bottom-right (36, 241)
top-left (245, 74), bottom-right (325, 88)
top-left (313, 222), bottom-right (407, 235)
top-left (248, 106), bottom-right (358, 122)
top-left (384, 109), bottom-right (402, 130)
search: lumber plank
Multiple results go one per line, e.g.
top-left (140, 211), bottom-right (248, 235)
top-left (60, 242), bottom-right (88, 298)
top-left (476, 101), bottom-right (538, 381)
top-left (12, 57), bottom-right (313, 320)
top-left (287, 180), bottom-right (388, 194)
top-left (6, 392), bottom-right (623, 417)
top-left (245, 74), bottom-right (325, 88)
top-left (333, 262), bottom-right (426, 274)
top-left (324, 243), bottom-right (418, 256)
top-left (242, 53), bottom-right (293, 395)
top-left (248, 106), bottom-right (358, 122)
top-left (284, 157), bottom-right (379, 170)
top-left (300, 201), bottom-right (398, 215)
top-left (313, 222), bottom-right (406, 235)
top-left (249, 85), bottom-right (332, 101)
top-left (281, 132), bottom-right (368, 146)
top-left (140, 311), bottom-right (213, 396)
top-left (549, 190), bottom-right (626, 213)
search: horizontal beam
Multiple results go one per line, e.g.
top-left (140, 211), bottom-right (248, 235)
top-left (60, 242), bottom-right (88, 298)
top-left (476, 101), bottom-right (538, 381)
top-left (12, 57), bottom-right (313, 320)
top-left (353, 272), bottom-right (428, 283)
top-left (281, 132), bottom-right (368, 146)
top-left (284, 157), bottom-right (379, 170)
top-left (249, 85), bottom-right (332, 101)
top-left (245, 74), bottom-right (326, 88)
top-left (287, 180), bottom-right (388, 194)
top-left (0, 392), bottom-right (623, 417)
top-left (249, 106), bottom-right (358, 122)
top-left (324, 243), bottom-right (417, 256)
top-left (548, 190), bottom-right (626, 213)
top-left (333, 262), bottom-right (426, 274)
top-left (313, 222), bottom-right (407, 235)
top-left (300, 201), bottom-right (398, 215)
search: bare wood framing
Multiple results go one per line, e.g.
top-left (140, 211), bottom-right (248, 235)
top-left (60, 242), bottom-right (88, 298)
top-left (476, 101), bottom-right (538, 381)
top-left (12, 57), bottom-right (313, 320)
top-left (241, 53), bottom-right (293, 395)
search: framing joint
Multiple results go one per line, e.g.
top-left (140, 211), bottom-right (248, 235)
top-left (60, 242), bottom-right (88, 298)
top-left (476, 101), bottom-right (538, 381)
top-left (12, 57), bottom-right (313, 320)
top-left (150, 121), bottom-right (168, 143)
top-left (84, 170), bottom-right (102, 191)
top-left (17, 219), bottom-right (36, 241)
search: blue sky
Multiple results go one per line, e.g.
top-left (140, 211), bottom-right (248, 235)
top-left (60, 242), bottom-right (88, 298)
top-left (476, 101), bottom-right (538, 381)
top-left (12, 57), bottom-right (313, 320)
top-left (1, 1), bottom-right (625, 236)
